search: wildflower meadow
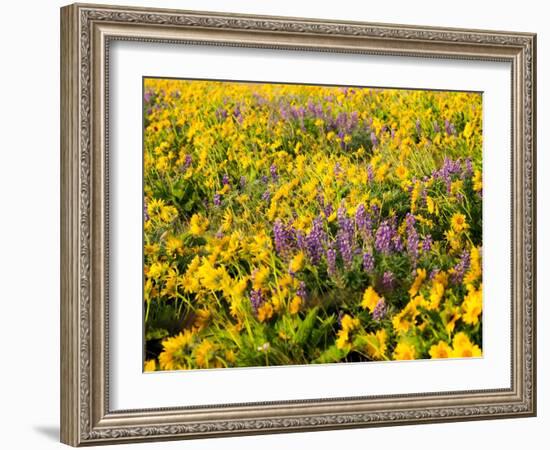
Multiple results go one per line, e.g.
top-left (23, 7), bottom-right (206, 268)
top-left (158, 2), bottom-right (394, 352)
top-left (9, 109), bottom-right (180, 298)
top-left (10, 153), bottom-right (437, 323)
top-left (143, 78), bottom-right (483, 371)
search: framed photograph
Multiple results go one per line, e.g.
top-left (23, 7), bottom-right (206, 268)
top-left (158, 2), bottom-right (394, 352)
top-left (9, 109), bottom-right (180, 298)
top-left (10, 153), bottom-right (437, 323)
top-left (60, 3), bottom-right (536, 446)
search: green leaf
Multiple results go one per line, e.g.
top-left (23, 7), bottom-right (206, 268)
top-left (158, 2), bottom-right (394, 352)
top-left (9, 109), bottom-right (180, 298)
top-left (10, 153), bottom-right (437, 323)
top-left (314, 345), bottom-right (346, 364)
top-left (145, 327), bottom-right (170, 341)
top-left (295, 306), bottom-right (319, 346)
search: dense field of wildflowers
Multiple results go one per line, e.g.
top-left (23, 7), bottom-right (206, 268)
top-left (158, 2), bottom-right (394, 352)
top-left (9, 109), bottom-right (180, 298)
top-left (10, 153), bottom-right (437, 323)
top-left (143, 78), bottom-right (483, 371)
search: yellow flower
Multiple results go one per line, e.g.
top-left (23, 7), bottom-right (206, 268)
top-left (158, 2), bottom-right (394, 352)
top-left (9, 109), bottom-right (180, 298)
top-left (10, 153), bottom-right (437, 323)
top-left (444, 229), bottom-right (462, 251)
top-left (451, 332), bottom-right (482, 358)
top-left (147, 261), bottom-right (168, 280)
top-left (189, 213), bottom-right (209, 235)
top-left (289, 252), bottom-right (305, 273)
top-left (257, 302), bottom-right (274, 322)
top-left (462, 284), bottom-right (482, 325)
top-left (147, 198), bottom-right (165, 218)
top-left (144, 243), bottom-right (160, 256)
top-left (393, 341), bottom-right (416, 360)
top-left (408, 268), bottom-right (427, 297)
top-left (165, 236), bottom-right (183, 255)
top-left (363, 329), bottom-right (388, 360)
top-left (427, 280), bottom-right (445, 310)
top-left (159, 205), bottom-right (178, 223)
top-left (442, 305), bottom-right (461, 335)
top-left (220, 209), bottom-right (234, 232)
top-left (225, 350), bottom-right (236, 364)
top-left (144, 359), bottom-right (157, 372)
top-left (410, 180), bottom-right (422, 212)
top-left (252, 266), bottom-right (270, 290)
top-left (341, 314), bottom-right (360, 332)
top-left (392, 296), bottom-right (422, 334)
top-left (197, 259), bottom-right (230, 291)
top-left (279, 273), bottom-right (294, 288)
top-left (193, 308), bottom-right (211, 331)
top-left (463, 246), bottom-right (482, 285)
top-left (473, 169), bottom-right (482, 192)
top-left (195, 339), bottom-right (219, 368)
top-left (361, 286), bottom-right (381, 313)
top-left (336, 314), bottom-right (360, 351)
top-left (289, 295), bottom-right (302, 315)
top-left (158, 330), bottom-right (194, 371)
top-left (395, 165), bottom-right (409, 180)
top-left (375, 163), bottom-right (389, 182)
top-left (426, 196), bottom-right (439, 216)
top-left (429, 341), bottom-right (452, 359)
top-left (224, 276), bottom-right (248, 300)
top-left (450, 213), bottom-right (468, 233)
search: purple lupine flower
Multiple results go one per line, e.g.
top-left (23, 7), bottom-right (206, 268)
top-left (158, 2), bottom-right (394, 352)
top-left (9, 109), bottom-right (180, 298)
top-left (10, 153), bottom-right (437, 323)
top-left (233, 105), bottom-right (243, 124)
top-left (305, 216), bottom-right (326, 265)
top-left (143, 201), bottom-right (149, 222)
top-left (316, 193), bottom-right (325, 209)
top-left (336, 207), bottom-right (355, 268)
top-left (324, 203), bottom-right (334, 219)
top-left (422, 235), bottom-right (433, 252)
top-left (262, 190), bottom-right (271, 202)
top-left (375, 221), bottom-right (393, 254)
top-left (240, 176), bottom-right (247, 189)
top-left (370, 131), bottom-right (378, 148)
top-left (393, 235), bottom-right (405, 253)
top-left (451, 250), bottom-right (471, 284)
top-left (184, 154), bottom-right (192, 169)
top-left (249, 289), bottom-right (265, 313)
top-left (327, 244), bottom-right (337, 276)
top-left (355, 204), bottom-right (373, 242)
top-left (406, 213), bottom-right (419, 265)
top-left (416, 119), bottom-right (422, 136)
top-left (363, 252), bottom-right (374, 273)
top-left (297, 281), bottom-right (307, 300)
top-left (382, 271), bottom-right (395, 291)
top-left (391, 128), bottom-right (396, 139)
top-left (337, 130), bottom-right (346, 150)
top-left (334, 162), bottom-right (343, 177)
top-left (261, 175), bottom-right (269, 184)
top-left (337, 207), bottom-right (354, 236)
top-left (337, 228), bottom-right (353, 269)
top-left (215, 107), bottom-right (228, 121)
top-left (270, 164), bottom-right (278, 182)
top-left (215, 231), bottom-right (224, 239)
top-left (144, 90), bottom-right (152, 103)
top-left (444, 119), bottom-right (456, 136)
top-left (273, 219), bottom-right (297, 257)
top-left (213, 194), bottom-right (221, 206)
top-left (463, 158), bottom-right (473, 179)
top-left (434, 157), bottom-right (463, 193)
top-left (273, 220), bottom-right (286, 255)
top-left (372, 298), bottom-right (387, 321)
top-left (367, 164), bottom-right (374, 183)
top-left (222, 173), bottom-right (230, 186)
top-left (296, 230), bottom-right (306, 251)
top-left (433, 120), bottom-right (440, 133)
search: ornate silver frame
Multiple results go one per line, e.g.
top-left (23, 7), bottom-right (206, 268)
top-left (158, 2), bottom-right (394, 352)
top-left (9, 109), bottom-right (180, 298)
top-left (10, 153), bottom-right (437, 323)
top-left (60, 3), bottom-right (536, 446)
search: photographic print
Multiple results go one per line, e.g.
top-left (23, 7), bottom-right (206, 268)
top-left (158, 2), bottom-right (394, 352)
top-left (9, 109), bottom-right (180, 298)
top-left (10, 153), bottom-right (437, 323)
top-left (61, 4), bottom-right (535, 444)
top-left (142, 78), bottom-right (483, 371)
